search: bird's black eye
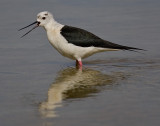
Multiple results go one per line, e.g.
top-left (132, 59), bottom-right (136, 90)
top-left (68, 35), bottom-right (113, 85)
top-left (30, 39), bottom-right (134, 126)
top-left (42, 17), bottom-right (46, 20)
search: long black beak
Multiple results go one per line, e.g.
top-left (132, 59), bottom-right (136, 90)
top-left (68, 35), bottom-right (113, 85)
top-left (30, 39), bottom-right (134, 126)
top-left (19, 21), bottom-right (39, 38)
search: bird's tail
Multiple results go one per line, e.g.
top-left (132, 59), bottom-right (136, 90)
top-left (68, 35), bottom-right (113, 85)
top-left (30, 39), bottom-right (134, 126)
top-left (103, 40), bottom-right (146, 52)
top-left (122, 47), bottom-right (146, 54)
top-left (120, 46), bottom-right (145, 51)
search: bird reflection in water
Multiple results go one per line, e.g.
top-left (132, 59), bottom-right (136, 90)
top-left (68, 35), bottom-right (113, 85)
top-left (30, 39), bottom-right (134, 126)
top-left (39, 67), bottom-right (126, 118)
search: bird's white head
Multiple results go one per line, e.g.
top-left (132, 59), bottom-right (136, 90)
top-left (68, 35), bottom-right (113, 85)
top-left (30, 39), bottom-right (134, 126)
top-left (37, 11), bottom-right (54, 27)
top-left (19, 11), bottom-right (57, 37)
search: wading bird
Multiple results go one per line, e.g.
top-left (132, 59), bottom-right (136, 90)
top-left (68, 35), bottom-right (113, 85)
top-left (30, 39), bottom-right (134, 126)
top-left (19, 11), bottom-right (144, 68)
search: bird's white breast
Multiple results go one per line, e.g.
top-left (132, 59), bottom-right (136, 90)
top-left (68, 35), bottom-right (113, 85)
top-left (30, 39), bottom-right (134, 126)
top-left (46, 26), bottom-right (77, 59)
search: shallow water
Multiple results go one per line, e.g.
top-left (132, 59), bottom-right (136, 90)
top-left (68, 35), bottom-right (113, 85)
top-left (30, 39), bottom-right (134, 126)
top-left (0, 0), bottom-right (160, 126)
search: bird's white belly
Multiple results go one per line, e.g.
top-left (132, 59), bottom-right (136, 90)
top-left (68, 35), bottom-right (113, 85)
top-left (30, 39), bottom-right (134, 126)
top-left (47, 29), bottom-right (118, 60)
top-left (49, 39), bottom-right (95, 60)
top-left (50, 40), bottom-right (111, 60)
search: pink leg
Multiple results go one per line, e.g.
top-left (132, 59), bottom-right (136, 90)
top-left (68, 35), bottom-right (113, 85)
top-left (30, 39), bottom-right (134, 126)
top-left (78, 61), bottom-right (83, 67)
top-left (76, 60), bottom-right (83, 68)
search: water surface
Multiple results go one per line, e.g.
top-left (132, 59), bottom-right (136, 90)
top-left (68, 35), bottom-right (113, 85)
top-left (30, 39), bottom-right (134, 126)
top-left (0, 0), bottom-right (160, 126)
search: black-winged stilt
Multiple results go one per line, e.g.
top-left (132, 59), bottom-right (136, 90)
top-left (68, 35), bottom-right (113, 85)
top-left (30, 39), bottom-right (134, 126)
top-left (19, 11), bottom-right (144, 68)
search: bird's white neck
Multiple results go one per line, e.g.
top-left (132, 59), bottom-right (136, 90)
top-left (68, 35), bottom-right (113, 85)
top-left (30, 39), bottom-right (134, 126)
top-left (44, 19), bottom-right (63, 31)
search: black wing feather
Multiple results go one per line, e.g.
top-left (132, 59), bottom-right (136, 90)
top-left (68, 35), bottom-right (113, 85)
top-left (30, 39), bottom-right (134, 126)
top-left (61, 25), bottom-right (143, 50)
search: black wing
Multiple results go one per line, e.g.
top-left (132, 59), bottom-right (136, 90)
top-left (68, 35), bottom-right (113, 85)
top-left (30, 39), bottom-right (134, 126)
top-left (61, 25), bottom-right (143, 50)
